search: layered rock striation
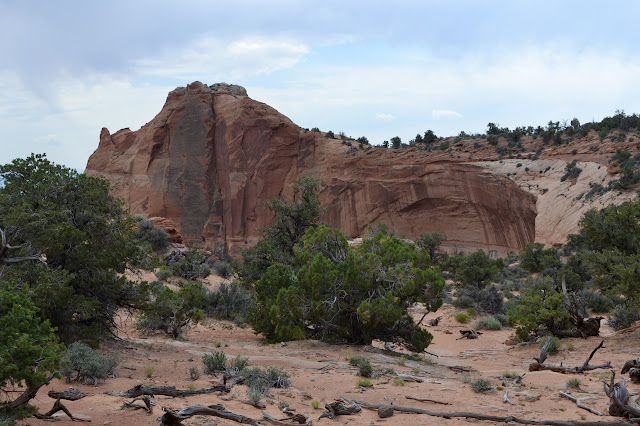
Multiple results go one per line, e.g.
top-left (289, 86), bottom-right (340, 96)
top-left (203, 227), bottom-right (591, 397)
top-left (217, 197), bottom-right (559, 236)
top-left (86, 82), bottom-right (537, 257)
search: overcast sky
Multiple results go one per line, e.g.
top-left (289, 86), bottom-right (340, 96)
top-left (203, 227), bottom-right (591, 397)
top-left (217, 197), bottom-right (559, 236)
top-left (2, 1), bottom-right (640, 171)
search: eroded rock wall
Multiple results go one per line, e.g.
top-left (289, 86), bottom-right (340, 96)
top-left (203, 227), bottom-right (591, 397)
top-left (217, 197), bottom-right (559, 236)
top-left (86, 82), bottom-right (537, 257)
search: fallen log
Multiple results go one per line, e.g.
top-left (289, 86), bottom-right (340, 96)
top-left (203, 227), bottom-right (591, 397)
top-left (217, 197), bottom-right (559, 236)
top-left (603, 371), bottom-right (640, 419)
top-left (560, 391), bottom-right (603, 416)
top-left (262, 410), bottom-right (311, 425)
top-left (405, 394), bottom-right (450, 405)
top-left (339, 397), bottom-right (637, 425)
top-left (48, 388), bottom-right (92, 401)
top-left (457, 329), bottom-right (483, 340)
top-left (34, 397), bottom-right (90, 422)
top-left (160, 404), bottom-right (260, 426)
top-left (621, 359), bottom-right (640, 383)
top-left (106, 384), bottom-right (228, 398)
top-left (318, 398), bottom-right (361, 420)
top-left (529, 339), bottom-right (611, 374)
top-left (123, 395), bottom-right (154, 413)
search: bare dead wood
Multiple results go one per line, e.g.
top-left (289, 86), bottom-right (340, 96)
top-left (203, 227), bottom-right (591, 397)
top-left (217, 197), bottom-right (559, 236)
top-left (529, 339), bottom-right (612, 374)
top-left (160, 404), bottom-right (260, 426)
top-left (343, 397), bottom-right (637, 425)
top-left (560, 391), bottom-right (603, 416)
top-left (123, 395), bottom-right (154, 413)
top-left (503, 389), bottom-right (515, 405)
top-left (48, 388), bottom-right (92, 401)
top-left (262, 410), bottom-right (311, 425)
top-left (622, 360), bottom-right (640, 383)
top-left (106, 384), bottom-right (228, 398)
top-left (0, 228), bottom-right (46, 264)
top-left (428, 316), bottom-right (442, 326)
top-left (395, 375), bottom-right (424, 383)
top-left (318, 398), bottom-right (361, 420)
top-left (34, 397), bottom-right (91, 422)
top-left (240, 399), bottom-right (266, 409)
top-left (457, 329), bottom-right (483, 340)
top-left (405, 394), bottom-right (450, 405)
top-left (604, 371), bottom-right (640, 419)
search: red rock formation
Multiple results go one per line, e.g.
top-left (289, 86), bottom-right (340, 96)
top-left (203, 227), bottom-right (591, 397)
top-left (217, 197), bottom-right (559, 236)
top-left (86, 81), bottom-right (537, 257)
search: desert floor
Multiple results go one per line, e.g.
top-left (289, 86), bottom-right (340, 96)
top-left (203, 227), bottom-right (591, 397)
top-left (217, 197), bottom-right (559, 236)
top-left (22, 301), bottom-right (640, 426)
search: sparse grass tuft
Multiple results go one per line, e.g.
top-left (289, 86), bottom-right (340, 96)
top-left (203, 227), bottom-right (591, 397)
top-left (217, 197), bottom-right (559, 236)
top-left (455, 313), bottom-right (470, 323)
top-left (566, 378), bottom-right (581, 389)
top-left (470, 378), bottom-right (493, 393)
top-left (357, 378), bottom-right (372, 387)
top-left (349, 357), bottom-right (373, 378)
top-left (392, 378), bottom-right (406, 386)
top-left (145, 366), bottom-right (154, 378)
top-left (202, 351), bottom-right (227, 374)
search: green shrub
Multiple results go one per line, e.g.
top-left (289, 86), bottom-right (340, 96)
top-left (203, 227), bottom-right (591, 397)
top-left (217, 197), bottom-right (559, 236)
top-left (452, 295), bottom-right (474, 309)
top-left (212, 261), bottom-right (232, 279)
top-left (494, 314), bottom-right (509, 326)
top-left (455, 313), bottom-right (470, 323)
top-left (243, 366), bottom-right (291, 391)
top-left (474, 316), bottom-right (502, 330)
top-left (470, 378), bottom-right (493, 393)
top-left (202, 351), bottom-right (227, 374)
top-left (137, 218), bottom-right (171, 251)
top-left (566, 378), bottom-right (581, 389)
top-left (167, 248), bottom-right (211, 279)
top-left (576, 290), bottom-right (614, 313)
top-left (349, 357), bottom-right (373, 378)
top-left (456, 286), bottom-right (505, 314)
top-left (357, 378), bottom-right (372, 387)
top-left (145, 366), bottom-right (154, 378)
top-left (62, 342), bottom-right (118, 386)
top-left (609, 304), bottom-right (640, 330)
top-left (246, 385), bottom-right (263, 405)
top-left (392, 378), bottom-right (405, 386)
top-left (311, 400), bottom-right (320, 409)
top-left (539, 336), bottom-right (562, 354)
top-left (466, 307), bottom-right (476, 315)
top-left (189, 367), bottom-right (200, 381)
top-left (155, 265), bottom-right (172, 281)
top-left (204, 281), bottom-right (255, 320)
top-left (229, 355), bottom-right (249, 372)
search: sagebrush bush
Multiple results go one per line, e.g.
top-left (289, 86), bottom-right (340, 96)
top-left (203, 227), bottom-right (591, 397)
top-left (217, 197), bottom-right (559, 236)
top-left (609, 304), bottom-right (640, 330)
top-left (455, 313), bottom-right (470, 323)
top-left (349, 357), bottom-right (373, 378)
top-left (452, 295), bottom-right (474, 309)
top-left (166, 248), bottom-right (211, 279)
top-left (470, 378), bottom-right (493, 393)
top-left (474, 316), bottom-right (502, 330)
top-left (229, 355), bottom-right (249, 372)
top-left (137, 219), bottom-right (171, 251)
top-left (576, 290), bottom-right (615, 313)
top-left (202, 351), bottom-right (227, 374)
top-left (204, 281), bottom-right (255, 320)
top-left (540, 336), bottom-right (561, 354)
top-left (243, 366), bottom-right (291, 391)
top-left (457, 286), bottom-right (505, 314)
top-left (62, 342), bottom-right (118, 386)
top-left (213, 261), bottom-right (232, 279)
top-left (155, 265), bottom-right (172, 281)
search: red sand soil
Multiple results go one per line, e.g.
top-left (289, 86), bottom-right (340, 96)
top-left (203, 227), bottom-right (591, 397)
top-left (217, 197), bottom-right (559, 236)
top-left (22, 304), bottom-right (640, 425)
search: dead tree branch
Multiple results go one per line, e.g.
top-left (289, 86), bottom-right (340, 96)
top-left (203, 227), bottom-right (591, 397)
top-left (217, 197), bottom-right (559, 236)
top-left (405, 394), bottom-right (450, 405)
top-left (48, 388), bottom-right (92, 401)
top-left (341, 397), bottom-right (636, 425)
top-left (560, 391), bottom-right (603, 416)
top-left (160, 404), bottom-right (260, 426)
top-left (34, 397), bottom-right (90, 422)
top-left (529, 339), bottom-right (612, 373)
top-left (106, 384), bottom-right (228, 398)
top-left (262, 410), bottom-right (311, 425)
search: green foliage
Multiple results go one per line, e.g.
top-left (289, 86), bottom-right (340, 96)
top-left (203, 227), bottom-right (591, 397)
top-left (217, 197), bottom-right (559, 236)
top-left (144, 366), bottom-right (154, 378)
top-left (519, 243), bottom-right (562, 273)
top-left (202, 351), bottom-right (227, 374)
top-left (474, 316), bottom-right (503, 330)
top-left (155, 265), bottom-right (172, 281)
top-left (576, 290), bottom-right (615, 313)
top-left (455, 313), bottom-right (470, 323)
top-left (508, 277), bottom-right (571, 340)
top-left (246, 385), bottom-right (263, 404)
top-left (356, 378), bottom-right (372, 387)
top-left (470, 378), bottom-right (493, 393)
top-left (452, 295), bottom-right (474, 309)
top-left (243, 366), bottom-right (291, 391)
top-left (349, 357), bottom-right (373, 378)
top-left (0, 282), bottom-right (64, 416)
top-left (137, 218), bottom-right (171, 252)
top-left (167, 248), bottom-right (211, 279)
top-left (391, 136), bottom-right (402, 149)
top-left (561, 160), bottom-right (582, 182)
top-left (137, 282), bottom-right (205, 339)
top-left (212, 261), bottom-right (232, 279)
top-left (392, 378), bottom-right (406, 386)
top-left (189, 367), bottom-right (200, 381)
top-left (539, 336), bottom-right (561, 354)
top-left (457, 250), bottom-right (499, 288)
top-left (0, 154), bottom-right (150, 343)
top-left (204, 281), bottom-right (255, 320)
top-left (61, 342), bottom-right (118, 386)
top-left (566, 378), bottom-right (581, 389)
top-left (229, 355), bottom-right (250, 372)
top-left (311, 400), bottom-right (320, 409)
top-left (456, 286), bottom-right (505, 314)
top-left (250, 225), bottom-right (444, 351)
top-left (608, 303), bottom-right (640, 330)
top-left (417, 231), bottom-right (447, 264)
top-left (325, 130), bottom-right (335, 139)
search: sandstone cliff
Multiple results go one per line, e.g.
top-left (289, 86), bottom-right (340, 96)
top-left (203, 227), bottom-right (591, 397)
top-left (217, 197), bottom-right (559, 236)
top-left (86, 82), bottom-right (632, 257)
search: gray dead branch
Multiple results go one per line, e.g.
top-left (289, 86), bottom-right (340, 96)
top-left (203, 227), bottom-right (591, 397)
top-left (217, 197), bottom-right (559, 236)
top-left (529, 338), bottom-right (611, 373)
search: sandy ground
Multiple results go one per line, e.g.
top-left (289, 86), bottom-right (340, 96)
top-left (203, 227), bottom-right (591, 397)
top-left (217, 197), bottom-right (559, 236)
top-left (21, 303), bottom-right (640, 426)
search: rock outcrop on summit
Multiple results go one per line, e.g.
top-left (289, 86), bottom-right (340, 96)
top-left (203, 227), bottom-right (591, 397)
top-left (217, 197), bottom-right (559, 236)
top-left (89, 81), bottom-right (623, 257)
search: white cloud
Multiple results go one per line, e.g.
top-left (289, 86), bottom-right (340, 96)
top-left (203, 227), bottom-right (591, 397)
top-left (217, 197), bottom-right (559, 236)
top-left (375, 113), bottom-right (396, 121)
top-left (136, 35), bottom-right (310, 81)
top-left (432, 109), bottom-right (463, 119)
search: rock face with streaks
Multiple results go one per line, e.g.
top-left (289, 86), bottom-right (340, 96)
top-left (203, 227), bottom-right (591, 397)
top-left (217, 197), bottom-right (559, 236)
top-left (86, 81), bottom-right (538, 256)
